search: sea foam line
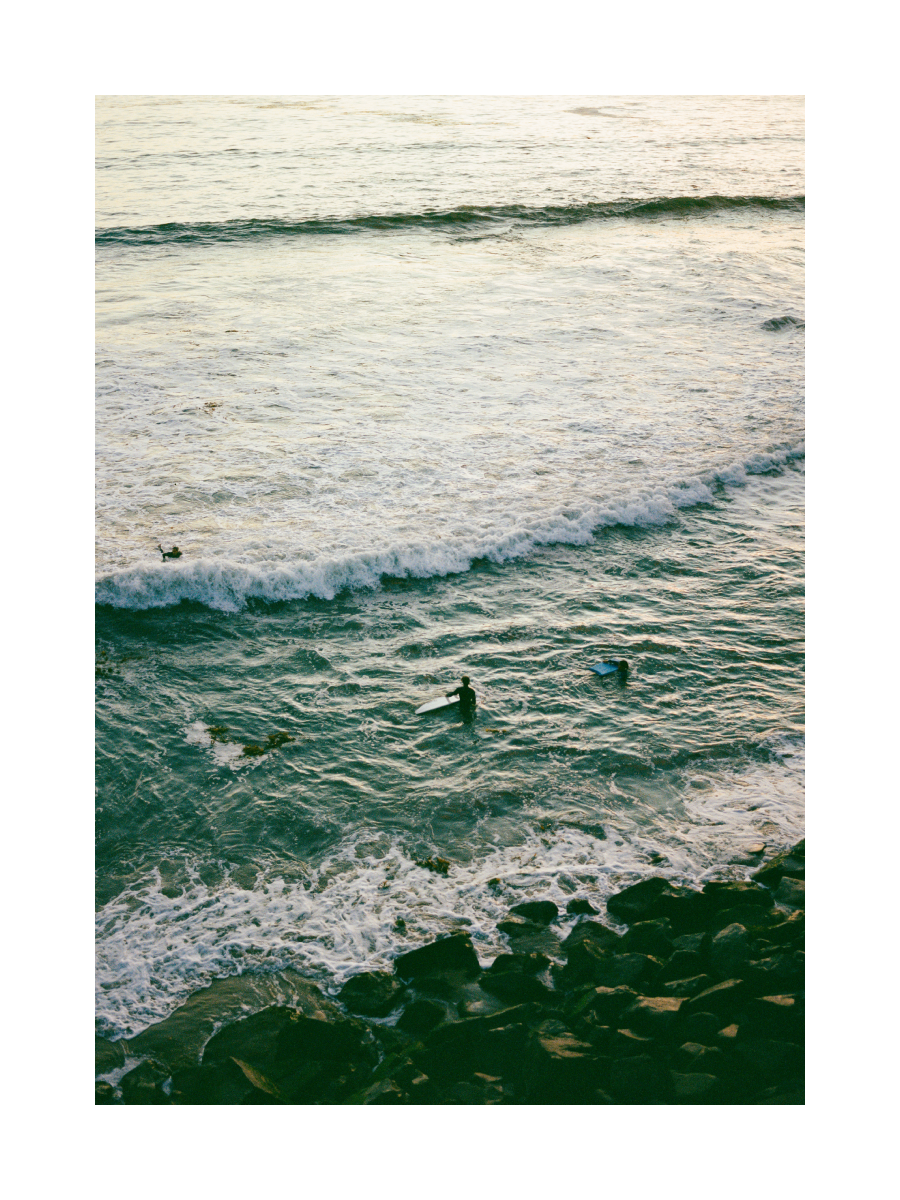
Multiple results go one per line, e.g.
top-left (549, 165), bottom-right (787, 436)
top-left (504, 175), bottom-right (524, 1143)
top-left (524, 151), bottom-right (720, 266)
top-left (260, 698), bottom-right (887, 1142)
top-left (95, 445), bottom-right (804, 612)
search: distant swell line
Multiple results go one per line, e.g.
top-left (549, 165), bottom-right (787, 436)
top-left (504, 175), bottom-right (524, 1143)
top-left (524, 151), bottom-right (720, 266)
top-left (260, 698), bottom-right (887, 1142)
top-left (95, 446), bottom-right (804, 613)
top-left (96, 195), bottom-right (805, 246)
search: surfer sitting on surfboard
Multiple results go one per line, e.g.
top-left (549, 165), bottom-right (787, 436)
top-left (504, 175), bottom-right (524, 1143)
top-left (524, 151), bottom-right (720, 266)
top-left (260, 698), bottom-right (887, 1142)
top-left (446, 676), bottom-right (476, 712)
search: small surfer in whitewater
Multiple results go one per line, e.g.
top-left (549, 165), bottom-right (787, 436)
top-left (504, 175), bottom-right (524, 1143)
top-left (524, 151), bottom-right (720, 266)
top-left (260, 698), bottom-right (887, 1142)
top-left (157, 544), bottom-right (182, 560)
top-left (447, 675), bottom-right (477, 713)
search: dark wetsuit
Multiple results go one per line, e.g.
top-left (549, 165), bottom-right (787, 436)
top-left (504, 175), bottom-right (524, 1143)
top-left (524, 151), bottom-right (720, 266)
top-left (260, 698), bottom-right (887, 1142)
top-left (448, 683), bottom-right (476, 711)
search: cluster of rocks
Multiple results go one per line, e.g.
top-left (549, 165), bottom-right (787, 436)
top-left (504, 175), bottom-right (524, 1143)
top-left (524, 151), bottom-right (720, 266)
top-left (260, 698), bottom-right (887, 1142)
top-left (96, 840), bottom-right (804, 1105)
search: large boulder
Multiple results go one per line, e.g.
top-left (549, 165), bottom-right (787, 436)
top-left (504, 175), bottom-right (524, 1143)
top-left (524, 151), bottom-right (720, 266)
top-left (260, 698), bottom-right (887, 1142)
top-left (561, 920), bottom-right (622, 953)
top-left (119, 1058), bottom-right (171, 1105)
top-left (683, 979), bottom-right (750, 1021)
top-left (701, 881), bottom-right (774, 914)
top-left (524, 1021), bottom-right (605, 1102)
top-left (622, 995), bottom-right (685, 1038)
top-left (606, 878), bottom-right (691, 924)
top-left (338, 971), bottom-right (406, 1017)
top-left (774, 876), bottom-right (805, 910)
top-left (394, 933), bottom-right (481, 981)
top-left (509, 900), bottom-right (559, 925)
top-left (708, 923), bottom-right (753, 979)
top-left (620, 918), bottom-right (675, 959)
top-left (752, 841), bottom-right (805, 887)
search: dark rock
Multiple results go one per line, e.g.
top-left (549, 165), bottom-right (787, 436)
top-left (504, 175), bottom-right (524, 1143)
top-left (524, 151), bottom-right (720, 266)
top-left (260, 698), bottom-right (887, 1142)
top-left (338, 971), bottom-right (406, 1017)
top-left (622, 996), bottom-right (685, 1038)
top-left (202, 1006), bottom-right (299, 1072)
top-left (120, 1058), bottom-right (171, 1105)
top-left (95, 1081), bottom-right (117, 1104)
top-left (658, 974), bottom-right (713, 998)
top-left (359, 1078), bottom-right (407, 1104)
top-left (171, 1059), bottom-right (258, 1105)
top-left (608, 1054), bottom-right (671, 1103)
top-left (716, 1023), bottom-right (740, 1042)
top-left (525, 1022), bottom-right (604, 1102)
top-left (732, 1038), bottom-right (803, 1083)
top-left (660, 949), bottom-right (706, 982)
top-left (740, 994), bottom-right (804, 1039)
top-left (671, 932), bottom-right (709, 955)
top-left (620, 918), bottom-right (675, 958)
top-left (752, 841), bottom-right (805, 888)
top-left (480, 971), bottom-right (557, 1005)
top-left (763, 911), bottom-right (805, 946)
top-left (566, 984), bottom-right (639, 1025)
top-left (558, 942), bottom-right (661, 990)
top-left (670, 1071), bottom-right (720, 1103)
top-left (708, 923), bottom-right (753, 978)
top-left (276, 1014), bottom-right (376, 1068)
top-left (418, 856), bottom-right (451, 875)
top-left (701, 881), bottom-right (774, 913)
top-left (673, 1042), bottom-right (727, 1074)
top-left (709, 905), bottom-right (778, 933)
top-left (606, 877), bottom-right (686, 924)
top-left (566, 898), bottom-right (598, 915)
top-left (497, 916), bottom-right (543, 937)
top-left (396, 999), bottom-right (449, 1035)
top-left (774, 876), bottom-right (805, 910)
top-left (681, 1012), bottom-right (723, 1045)
top-left (560, 920), bottom-right (622, 953)
top-left (746, 951), bottom-right (805, 994)
top-left (394, 933), bottom-right (481, 981)
top-left (683, 979), bottom-right (749, 1019)
top-left (486, 952), bottom-right (550, 976)
top-left (95, 1035), bottom-right (125, 1074)
top-left (608, 1028), bottom-right (656, 1057)
top-left (509, 900), bottom-right (559, 925)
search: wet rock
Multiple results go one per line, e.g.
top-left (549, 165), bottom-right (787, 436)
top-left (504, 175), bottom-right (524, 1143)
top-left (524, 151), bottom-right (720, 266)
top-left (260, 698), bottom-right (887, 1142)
top-left (622, 996), bottom-right (685, 1038)
top-left (120, 1058), bottom-right (171, 1105)
top-left (732, 1038), bottom-right (803, 1083)
top-left (660, 949), bottom-right (706, 982)
top-left (338, 971), bottom-right (406, 1018)
top-left (741, 994), bottom-right (804, 1039)
top-left (95, 1081), bottom-right (117, 1104)
top-left (752, 841), bottom-right (805, 888)
top-left (202, 1006), bottom-right (301, 1072)
top-left (709, 905), bottom-right (778, 934)
top-left (673, 1042), bottom-right (727, 1075)
top-left (746, 951), bottom-right (805, 994)
top-left (397, 999), bottom-right (450, 1036)
top-left (560, 919), bottom-right (622, 953)
top-left (95, 1035), bottom-right (125, 1074)
top-left (418, 856), bottom-right (451, 875)
top-left (608, 1028), bottom-right (656, 1058)
top-left (701, 881), bottom-right (774, 914)
top-left (681, 1011), bottom-right (723, 1045)
top-left (683, 979), bottom-right (750, 1019)
top-left (606, 877), bottom-right (687, 924)
top-left (567, 984), bottom-right (639, 1025)
top-left (394, 933), bottom-right (481, 981)
top-left (171, 1059), bottom-right (258, 1105)
top-left (774, 876), bottom-right (805, 910)
top-left (525, 1022), bottom-right (603, 1102)
top-left (480, 970), bottom-right (557, 1005)
top-left (566, 898), bottom-right (598, 915)
top-left (620, 918), bottom-right (675, 959)
top-left (509, 900), bottom-right (559, 925)
top-left (763, 911), bottom-right (805, 947)
top-left (658, 974), bottom-right (713, 998)
top-left (486, 951), bottom-right (551, 976)
top-left (708, 923), bottom-right (753, 978)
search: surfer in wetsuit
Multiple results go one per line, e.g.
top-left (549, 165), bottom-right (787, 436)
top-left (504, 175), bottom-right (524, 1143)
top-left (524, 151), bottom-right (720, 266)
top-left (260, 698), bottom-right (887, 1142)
top-left (157, 544), bottom-right (182, 560)
top-left (616, 660), bottom-right (629, 678)
top-left (447, 676), bottom-right (476, 713)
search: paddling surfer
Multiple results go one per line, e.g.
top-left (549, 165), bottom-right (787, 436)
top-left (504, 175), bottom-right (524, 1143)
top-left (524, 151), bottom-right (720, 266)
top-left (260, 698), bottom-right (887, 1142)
top-left (157, 544), bottom-right (182, 560)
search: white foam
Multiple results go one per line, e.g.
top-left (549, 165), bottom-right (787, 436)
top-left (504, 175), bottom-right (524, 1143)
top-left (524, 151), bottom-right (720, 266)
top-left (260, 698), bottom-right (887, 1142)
top-left (95, 741), bottom-right (803, 1039)
top-left (95, 450), bottom-right (801, 612)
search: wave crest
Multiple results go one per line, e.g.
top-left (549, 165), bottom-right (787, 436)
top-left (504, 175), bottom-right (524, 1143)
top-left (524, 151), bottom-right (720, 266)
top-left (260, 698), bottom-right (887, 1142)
top-left (95, 447), bottom-right (803, 612)
top-left (96, 195), bottom-right (805, 247)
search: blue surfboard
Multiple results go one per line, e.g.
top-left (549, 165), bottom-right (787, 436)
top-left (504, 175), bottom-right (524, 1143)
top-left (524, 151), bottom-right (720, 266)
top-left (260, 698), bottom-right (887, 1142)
top-left (590, 662), bottom-right (621, 676)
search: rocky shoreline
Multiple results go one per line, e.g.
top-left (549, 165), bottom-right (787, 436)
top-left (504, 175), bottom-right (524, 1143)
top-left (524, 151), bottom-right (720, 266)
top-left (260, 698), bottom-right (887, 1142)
top-left (96, 840), bottom-right (804, 1105)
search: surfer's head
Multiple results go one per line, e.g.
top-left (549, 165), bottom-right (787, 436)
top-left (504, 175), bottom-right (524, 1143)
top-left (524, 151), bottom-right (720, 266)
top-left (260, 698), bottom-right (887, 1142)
top-left (461, 676), bottom-right (470, 685)
top-left (617, 660), bottom-right (629, 673)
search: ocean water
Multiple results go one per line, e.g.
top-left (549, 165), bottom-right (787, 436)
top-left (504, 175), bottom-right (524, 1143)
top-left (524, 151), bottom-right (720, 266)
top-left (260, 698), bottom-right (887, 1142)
top-left (95, 95), bottom-right (804, 1041)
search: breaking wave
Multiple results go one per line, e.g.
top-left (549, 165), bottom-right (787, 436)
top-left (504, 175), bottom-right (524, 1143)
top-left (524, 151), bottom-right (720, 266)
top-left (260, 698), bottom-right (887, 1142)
top-left (95, 446), bottom-right (804, 612)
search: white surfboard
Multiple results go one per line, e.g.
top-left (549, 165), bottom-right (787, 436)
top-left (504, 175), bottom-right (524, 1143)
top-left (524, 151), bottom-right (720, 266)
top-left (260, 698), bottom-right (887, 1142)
top-left (415, 695), bottom-right (460, 715)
